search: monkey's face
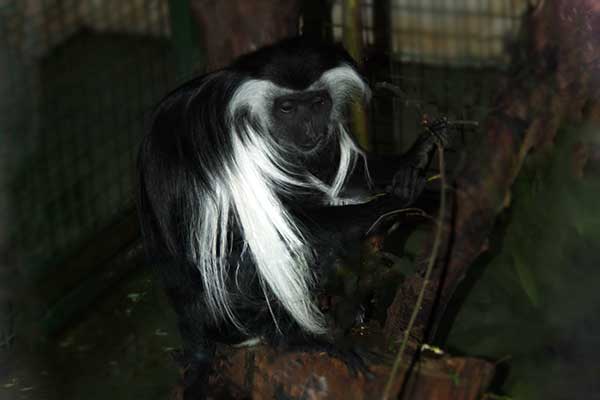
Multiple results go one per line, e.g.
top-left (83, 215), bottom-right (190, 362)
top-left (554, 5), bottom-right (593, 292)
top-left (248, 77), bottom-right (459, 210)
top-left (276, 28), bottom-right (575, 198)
top-left (271, 89), bottom-right (334, 154)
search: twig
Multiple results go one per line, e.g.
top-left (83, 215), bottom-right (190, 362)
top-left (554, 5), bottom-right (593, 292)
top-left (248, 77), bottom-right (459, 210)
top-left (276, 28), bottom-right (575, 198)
top-left (450, 120), bottom-right (480, 127)
top-left (375, 82), bottom-right (425, 114)
top-left (365, 207), bottom-right (428, 236)
top-left (381, 143), bottom-right (447, 400)
top-left (375, 82), bottom-right (480, 128)
top-left (374, 82), bottom-right (409, 99)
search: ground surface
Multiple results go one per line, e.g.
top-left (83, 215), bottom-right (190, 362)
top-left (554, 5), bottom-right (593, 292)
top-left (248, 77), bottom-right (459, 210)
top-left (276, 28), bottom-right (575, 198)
top-left (1, 267), bottom-right (179, 400)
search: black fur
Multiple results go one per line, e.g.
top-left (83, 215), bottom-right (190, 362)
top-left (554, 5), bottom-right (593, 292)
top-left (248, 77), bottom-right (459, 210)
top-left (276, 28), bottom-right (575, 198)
top-left (138, 37), bottom-right (443, 399)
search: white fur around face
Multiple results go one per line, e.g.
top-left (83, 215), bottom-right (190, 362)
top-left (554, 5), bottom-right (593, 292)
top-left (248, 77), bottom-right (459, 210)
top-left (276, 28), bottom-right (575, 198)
top-left (194, 64), bottom-right (371, 334)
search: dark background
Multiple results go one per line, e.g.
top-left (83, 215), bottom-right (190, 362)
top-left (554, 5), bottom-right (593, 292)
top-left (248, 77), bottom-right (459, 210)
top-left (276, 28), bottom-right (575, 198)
top-left (1, 1), bottom-right (598, 399)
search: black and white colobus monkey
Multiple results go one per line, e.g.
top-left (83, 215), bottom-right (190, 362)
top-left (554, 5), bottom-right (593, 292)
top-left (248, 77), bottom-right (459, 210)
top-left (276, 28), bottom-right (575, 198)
top-left (138, 37), bottom-right (446, 397)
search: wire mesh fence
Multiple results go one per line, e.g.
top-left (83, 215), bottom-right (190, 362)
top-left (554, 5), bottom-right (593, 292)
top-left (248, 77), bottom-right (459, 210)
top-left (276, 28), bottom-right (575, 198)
top-left (0, 0), bottom-right (198, 282)
top-left (0, 0), bottom-right (531, 282)
top-left (332, 0), bottom-right (528, 66)
top-left (328, 0), bottom-right (529, 153)
top-left (0, 0), bottom-right (530, 342)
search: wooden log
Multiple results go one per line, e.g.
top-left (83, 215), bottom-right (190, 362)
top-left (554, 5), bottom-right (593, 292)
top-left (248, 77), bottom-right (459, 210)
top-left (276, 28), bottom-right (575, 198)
top-left (172, 342), bottom-right (495, 400)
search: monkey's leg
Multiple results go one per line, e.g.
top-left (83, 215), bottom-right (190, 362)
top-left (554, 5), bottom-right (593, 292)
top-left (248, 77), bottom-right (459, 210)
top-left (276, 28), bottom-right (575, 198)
top-left (157, 259), bottom-right (216, 400)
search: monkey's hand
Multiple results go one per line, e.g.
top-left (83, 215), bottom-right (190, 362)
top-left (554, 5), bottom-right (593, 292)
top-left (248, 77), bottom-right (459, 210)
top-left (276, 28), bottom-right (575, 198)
top-left (388, 116), bottom-right (449, 205)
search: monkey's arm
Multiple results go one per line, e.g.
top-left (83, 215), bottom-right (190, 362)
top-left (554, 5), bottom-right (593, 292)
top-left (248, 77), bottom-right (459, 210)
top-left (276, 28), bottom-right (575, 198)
top-left (347, 117), bottom-right (449, 204)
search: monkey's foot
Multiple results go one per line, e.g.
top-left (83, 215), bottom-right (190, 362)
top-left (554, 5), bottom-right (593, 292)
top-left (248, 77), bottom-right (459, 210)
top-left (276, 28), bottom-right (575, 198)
top-left (170, 349), bottom-right (212, 400)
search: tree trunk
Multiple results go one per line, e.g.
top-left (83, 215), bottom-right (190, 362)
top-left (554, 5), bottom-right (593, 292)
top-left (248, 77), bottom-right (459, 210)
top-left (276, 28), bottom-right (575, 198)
top-left (189, 0), bottom-right (301, 70)
top-left (384, 0), bottom-right (600, 347)
top-left (171, 340), bottom-right (495, 400)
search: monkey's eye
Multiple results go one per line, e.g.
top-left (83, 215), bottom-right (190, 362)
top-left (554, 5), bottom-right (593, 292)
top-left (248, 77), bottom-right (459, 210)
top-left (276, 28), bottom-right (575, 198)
top-left (279, 101), bottom-right (295, 114)
top-left (312, 96), bottom-right (325, 105)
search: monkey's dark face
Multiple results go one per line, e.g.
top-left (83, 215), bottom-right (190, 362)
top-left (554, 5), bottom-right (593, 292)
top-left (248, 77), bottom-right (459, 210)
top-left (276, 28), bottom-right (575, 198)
top-left (228, 37), bottom-right (369, 160)
top-left (271, 89), bottom-right (334, 153)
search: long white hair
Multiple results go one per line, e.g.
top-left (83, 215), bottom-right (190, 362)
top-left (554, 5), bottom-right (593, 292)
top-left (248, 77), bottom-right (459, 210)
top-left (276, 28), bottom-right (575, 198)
top-left (187, 65), bottom-right (370, 333)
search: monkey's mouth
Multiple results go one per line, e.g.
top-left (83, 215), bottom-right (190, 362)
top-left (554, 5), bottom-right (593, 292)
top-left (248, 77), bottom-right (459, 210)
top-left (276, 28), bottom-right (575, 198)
top-left (299, 134), bottom-right (332, 154)
top-left (298, 125), bottom-right (332, 152)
